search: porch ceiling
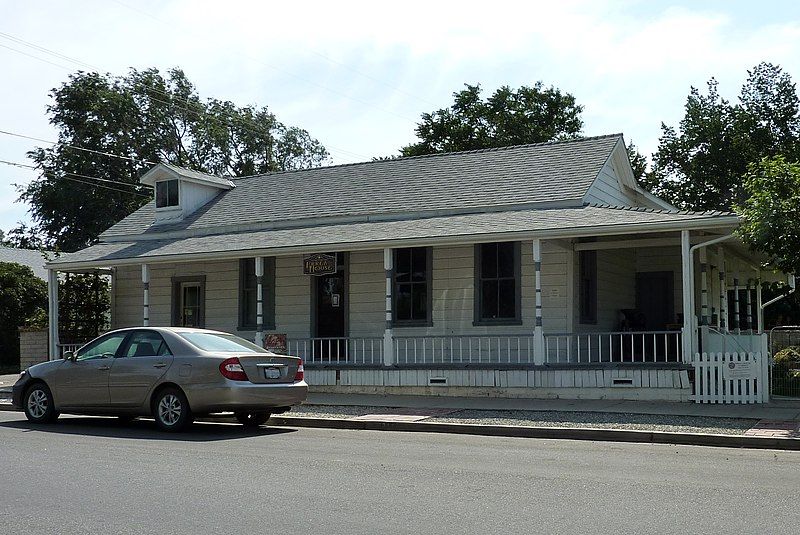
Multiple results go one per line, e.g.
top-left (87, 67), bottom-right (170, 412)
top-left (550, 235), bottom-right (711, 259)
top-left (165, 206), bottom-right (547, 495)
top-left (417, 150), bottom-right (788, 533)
top-left (48, 204), bottom-right (738, 269)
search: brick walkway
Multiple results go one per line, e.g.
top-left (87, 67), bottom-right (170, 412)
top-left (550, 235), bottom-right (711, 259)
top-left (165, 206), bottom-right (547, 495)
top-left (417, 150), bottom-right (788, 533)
top-left (745, 420), bottom-right (800, 438)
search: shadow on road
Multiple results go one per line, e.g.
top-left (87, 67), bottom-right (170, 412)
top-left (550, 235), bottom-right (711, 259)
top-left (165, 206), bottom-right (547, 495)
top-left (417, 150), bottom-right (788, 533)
top-left (0, 415), bottom-right (297, 442)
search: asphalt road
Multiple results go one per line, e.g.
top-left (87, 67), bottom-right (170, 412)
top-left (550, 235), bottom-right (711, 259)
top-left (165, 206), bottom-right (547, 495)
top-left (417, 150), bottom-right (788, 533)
top-left (0, 411), bottom-right (798, 535)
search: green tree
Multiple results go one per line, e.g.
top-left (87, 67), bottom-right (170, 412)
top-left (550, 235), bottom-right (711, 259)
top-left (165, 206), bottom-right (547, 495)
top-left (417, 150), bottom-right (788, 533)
top-left (19, 67), bottom-right (329, 253)
top-left (0, 262), bottom-right (48, 368)
top-left (401, 82), bottom-right (584, 156)
top-left (737, 156), bottom-right (800, 275)
top-left (649, 63), bottom-right (800, 211)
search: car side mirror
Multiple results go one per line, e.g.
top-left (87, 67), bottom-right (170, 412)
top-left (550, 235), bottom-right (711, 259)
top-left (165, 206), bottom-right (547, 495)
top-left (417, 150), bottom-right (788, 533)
top-left (63, 351), bottom-right (75, 361)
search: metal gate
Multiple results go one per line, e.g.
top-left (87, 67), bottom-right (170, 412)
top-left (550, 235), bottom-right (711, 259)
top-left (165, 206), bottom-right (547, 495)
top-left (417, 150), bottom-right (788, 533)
top-left (769, 327), bottom-right (800, 398)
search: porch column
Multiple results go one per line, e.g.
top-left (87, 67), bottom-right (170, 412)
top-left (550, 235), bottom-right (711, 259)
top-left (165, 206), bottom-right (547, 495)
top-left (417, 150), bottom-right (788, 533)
top-left (255, 257), bottom-right (265, 347)
top-left (141, 264), bottom-right (150, 327)
top-left (756, 271), bottom-right (764, 334)
top-left (745, 279), bottom-right (753, 331)
top-left (533, 239), bottom-right (545, 364)
top-left (718, 246), bottom-right (727, 332)
top-left (699, 248), bottom-right (709, 326)
top-left (733, 270), bottom-right (740, 333)
top-left (47, 269), bottom-right (60, 360)
top-left (383, 248), bottom-right (395, 366)
top-left (680, 230), bottom-right (694, 362)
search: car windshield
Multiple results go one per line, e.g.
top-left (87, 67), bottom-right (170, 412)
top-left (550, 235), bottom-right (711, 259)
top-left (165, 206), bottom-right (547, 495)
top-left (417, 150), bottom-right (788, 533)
top-left (178, 332), bottom-right (267, 353)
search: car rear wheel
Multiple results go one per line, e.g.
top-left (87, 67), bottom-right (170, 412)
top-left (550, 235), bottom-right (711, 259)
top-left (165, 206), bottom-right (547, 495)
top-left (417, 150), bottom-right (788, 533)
top-left (23, 383), bottom-right (59, 424)
top-left (153, 388), bottom-right (193, 432)
top-left (235, 411), bottom-right (270, 427)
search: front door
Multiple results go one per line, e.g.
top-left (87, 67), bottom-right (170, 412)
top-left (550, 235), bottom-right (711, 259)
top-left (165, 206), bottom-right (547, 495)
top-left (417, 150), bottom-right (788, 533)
top-left (314, 253), bottom-right (346, 360)
top-left (635, 271), bottom-right (674, 330)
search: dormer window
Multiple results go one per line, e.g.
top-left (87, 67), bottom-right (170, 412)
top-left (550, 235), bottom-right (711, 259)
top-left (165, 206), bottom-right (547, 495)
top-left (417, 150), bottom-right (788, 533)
top-left (156, 179), bottom-right (179, 208)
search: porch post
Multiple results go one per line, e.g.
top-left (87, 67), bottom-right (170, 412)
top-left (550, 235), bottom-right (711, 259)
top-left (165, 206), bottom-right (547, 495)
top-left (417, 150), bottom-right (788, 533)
top-left (141, 264), bottom-right (150, 327)
top-left (383, 248), bottom-right (395, 366)
top-left (745, 278), bottom-right (753, 332)
top-left (718, 246), bottom-right (727, 332)
top-left (756, 271), bottom-right (764, 333)
top-left (255, 257), bottom-right (264, 347)
top-left (47, 269), bottom-right (60, 360)
top-left (533, 239), bottom-right (545, 364)
top-left (680, 230), bottom-right (694, 362)
top-left (699, 248), bottom-right (709, 326)
top-left (733, 270), bottom-right (740, 333)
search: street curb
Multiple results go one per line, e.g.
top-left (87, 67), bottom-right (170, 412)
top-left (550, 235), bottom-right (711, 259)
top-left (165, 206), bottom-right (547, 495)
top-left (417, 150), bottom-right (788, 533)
top-left (1, 402), bottom-right (797, 450)
top-left (268, 415), bottom-right (800, 451)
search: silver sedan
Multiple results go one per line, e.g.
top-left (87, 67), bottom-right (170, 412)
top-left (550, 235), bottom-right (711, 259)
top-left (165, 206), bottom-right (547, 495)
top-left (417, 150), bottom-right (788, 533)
top-left (12, 327), bottom-right (308, 431)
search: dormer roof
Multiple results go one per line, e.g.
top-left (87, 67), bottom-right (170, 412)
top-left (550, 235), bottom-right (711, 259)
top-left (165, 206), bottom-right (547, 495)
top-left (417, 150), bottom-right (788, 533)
top-left (139, 162), bottom-right (235, 190)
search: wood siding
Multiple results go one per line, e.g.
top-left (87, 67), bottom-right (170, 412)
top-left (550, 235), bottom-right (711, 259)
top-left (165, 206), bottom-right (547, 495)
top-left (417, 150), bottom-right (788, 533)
top-left (112, 242), bottom-right (570, 340)
top-left (584, 160), bottom-right (638, 206)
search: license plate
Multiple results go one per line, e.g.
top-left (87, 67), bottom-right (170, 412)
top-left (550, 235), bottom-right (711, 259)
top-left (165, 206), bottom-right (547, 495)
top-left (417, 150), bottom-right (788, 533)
top-left (264, 368), bottom-right (281, 379)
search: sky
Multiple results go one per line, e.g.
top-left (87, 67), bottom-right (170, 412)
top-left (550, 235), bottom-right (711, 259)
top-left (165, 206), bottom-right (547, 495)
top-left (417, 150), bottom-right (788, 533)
top-left (1, 0), bottom-right (800, 234)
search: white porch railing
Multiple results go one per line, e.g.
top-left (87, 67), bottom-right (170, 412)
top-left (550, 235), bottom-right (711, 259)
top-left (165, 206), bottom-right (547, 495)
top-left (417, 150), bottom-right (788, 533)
top-left (286, 337), bottom-right (384, 364)
top-left (393, 335), bottom-right (536, 364)
top-left (543, 331), bottom-right (683, 363)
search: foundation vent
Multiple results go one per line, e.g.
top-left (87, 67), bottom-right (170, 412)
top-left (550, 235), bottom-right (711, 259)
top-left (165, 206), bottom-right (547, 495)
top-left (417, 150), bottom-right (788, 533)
top-left (611, 378), bottom-right (634, 387)
top-left (428, 377), bottom-right (448, 385)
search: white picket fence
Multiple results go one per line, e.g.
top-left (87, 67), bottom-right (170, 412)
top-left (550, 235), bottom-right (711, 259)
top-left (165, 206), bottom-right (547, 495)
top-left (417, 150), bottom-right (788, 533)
top-left (691, 352), bottom-right (769, 404)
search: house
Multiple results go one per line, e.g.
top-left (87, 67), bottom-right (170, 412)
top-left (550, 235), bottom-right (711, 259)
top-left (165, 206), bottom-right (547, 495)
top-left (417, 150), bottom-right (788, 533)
top-left (45, 134), bottom-right (783, 401)
top-left (0, 246), bottom-right (48, 280)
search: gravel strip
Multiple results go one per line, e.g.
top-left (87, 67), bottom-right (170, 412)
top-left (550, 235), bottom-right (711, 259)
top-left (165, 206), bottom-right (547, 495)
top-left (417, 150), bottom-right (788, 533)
top-left (291, 405), bottom-right (757, 435)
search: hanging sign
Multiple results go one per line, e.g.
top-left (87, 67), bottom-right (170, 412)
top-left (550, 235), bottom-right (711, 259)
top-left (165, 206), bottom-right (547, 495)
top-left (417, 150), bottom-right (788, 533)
top-left (303, 253), bottom-right (337, 275)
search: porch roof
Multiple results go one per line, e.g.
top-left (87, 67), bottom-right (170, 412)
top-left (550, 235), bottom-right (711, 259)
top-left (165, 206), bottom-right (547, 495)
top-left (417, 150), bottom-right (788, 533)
top-left (48, 204), bottom-right (738, 269)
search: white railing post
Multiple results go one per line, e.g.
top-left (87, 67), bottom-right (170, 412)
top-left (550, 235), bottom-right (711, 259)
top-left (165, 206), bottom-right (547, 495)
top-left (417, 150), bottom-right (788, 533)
top-left (141, 264), bottom-right (150, 327)
top-left (700, 248), bottom-right (709, 326)
top-left (254, 257), bottom-right (265, 347)
top-left (681, 230), bottom-right (694, 362)
top-left (533, 239), bottom-right (545, 364)
top-left (733, 270), bottom-right (740, 333)
top-left (756, 271), bottom-right (764, 334)
top-left (718, 246), bottom-right (727, 332)
top-left (383, 248), bottom-right (395, 366)
top-left (47, 269), bottom-right (60, 361)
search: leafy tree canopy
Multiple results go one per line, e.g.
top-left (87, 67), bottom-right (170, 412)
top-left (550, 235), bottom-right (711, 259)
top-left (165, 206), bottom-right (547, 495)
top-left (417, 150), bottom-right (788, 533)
top-left (648, 62), bottom-right (800, 211)
top-left (17, 67), bottom-right (329, 252)
top-left (401, 82), bottom-right (584, 156)
top-left (0, 262), bottom-right (48, 366)
top-left (737, 155), bottom-right (800, 275)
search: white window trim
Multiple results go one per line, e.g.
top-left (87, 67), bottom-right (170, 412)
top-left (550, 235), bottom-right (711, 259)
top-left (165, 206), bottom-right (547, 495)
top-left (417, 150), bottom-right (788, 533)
top-left (155, 179), bottom-right (182, 211)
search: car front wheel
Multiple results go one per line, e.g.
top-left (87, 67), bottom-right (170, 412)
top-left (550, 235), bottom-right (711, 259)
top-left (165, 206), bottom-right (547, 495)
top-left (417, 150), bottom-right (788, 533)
top-left (153, 388), bottom-right (193, 432)
top-left (235, 411), bottom-right (271, 427)
top-left (23, 383), bottom-right (59, 423)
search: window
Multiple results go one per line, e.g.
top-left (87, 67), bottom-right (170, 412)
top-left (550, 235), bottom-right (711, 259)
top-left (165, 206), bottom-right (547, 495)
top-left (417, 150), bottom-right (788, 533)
top-left (178, 332), bottom-right (267, 353)
top-left (393, 247), bottom-right (431, 326)
top-left (579, 250), bottom-right (597, 324)
top-left (123, 331), bottom-right (172, 358)
top-left (75, 332), bottom-right (128, 361)
top-left (475, 242), bottom-right (521, 325)
top-left (171, 276), bottom-right (206, 328)
top-left (155, 179), bottom-right (179, 208)
top-left (239, 258), bottom-right (276, 330)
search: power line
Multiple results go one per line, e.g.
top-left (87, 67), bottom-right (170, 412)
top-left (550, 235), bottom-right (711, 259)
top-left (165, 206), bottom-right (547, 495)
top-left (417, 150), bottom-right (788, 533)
top-left (0, 31), bottom-right (377, 162)
top-left (0, 129), bottom-right (157, 165)
top-left (0, 158), bottom-right (151, 193)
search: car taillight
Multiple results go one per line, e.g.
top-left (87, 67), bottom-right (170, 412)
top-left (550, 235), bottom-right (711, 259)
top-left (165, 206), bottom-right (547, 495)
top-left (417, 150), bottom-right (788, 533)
top-left (294, 360), bottom-right (304, 382)
top-left (219, 357), bottom-right (248, 381)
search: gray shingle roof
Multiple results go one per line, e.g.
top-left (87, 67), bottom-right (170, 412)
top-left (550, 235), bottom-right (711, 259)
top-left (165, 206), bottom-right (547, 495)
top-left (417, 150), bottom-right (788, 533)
top-left (157, 162), bottom-right (236, 189)
top-left (51, 205), bottom-right (739, 268)
top-left (0, 246), bottom-right (49, 279)
top-left (102, 134), bottom-right (622, 239)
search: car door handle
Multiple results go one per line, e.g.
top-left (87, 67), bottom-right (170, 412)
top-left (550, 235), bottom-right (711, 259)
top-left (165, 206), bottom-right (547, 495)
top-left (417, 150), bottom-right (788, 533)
top-left (98, 365), bottom-right (111, 371)
top-left (153, 363), bottom-right (167, 368)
